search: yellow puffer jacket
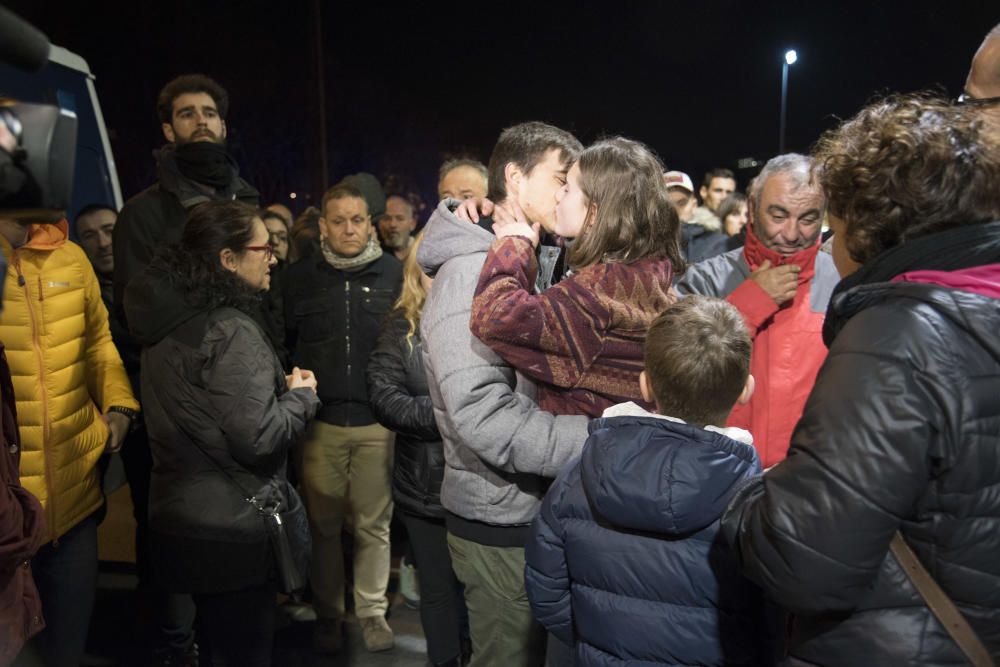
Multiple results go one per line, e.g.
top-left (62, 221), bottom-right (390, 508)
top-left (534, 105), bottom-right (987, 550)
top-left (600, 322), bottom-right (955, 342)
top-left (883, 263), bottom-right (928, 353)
top-left (0, 221), bottom-right (139, 542)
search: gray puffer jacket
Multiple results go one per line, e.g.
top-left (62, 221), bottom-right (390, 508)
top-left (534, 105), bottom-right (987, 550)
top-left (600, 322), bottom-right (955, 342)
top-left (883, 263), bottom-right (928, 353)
top-left (416, 201), bottom-right (588, 533)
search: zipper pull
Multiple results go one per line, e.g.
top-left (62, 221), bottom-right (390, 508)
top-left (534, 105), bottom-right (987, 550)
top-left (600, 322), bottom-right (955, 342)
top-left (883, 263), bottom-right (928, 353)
top-left (37, 276), bottom-right (44, 301)
top-left (17, 275), bottom-right (24, 287)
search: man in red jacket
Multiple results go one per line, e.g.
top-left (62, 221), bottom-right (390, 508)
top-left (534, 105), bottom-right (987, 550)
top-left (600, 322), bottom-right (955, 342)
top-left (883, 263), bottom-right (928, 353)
top-left (677, 154), bottom-right (838, 467)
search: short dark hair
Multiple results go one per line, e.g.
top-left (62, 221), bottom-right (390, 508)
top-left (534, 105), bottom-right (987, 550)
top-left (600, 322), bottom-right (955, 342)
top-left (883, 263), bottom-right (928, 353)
top-left (813, 93), bottom-right (1000, 265)
top-left (702, 168), bottom-right (735, 189)
top-left (73, 203), bottom-right (116, 236)
top-left (157, 74), bottom-right (229, 124)
top-left (320, 183), bottom-right (367, 217)
top-left (644, 296), bottom-right (751, 428)
top-left (486, 122), bottom-right (582, 202)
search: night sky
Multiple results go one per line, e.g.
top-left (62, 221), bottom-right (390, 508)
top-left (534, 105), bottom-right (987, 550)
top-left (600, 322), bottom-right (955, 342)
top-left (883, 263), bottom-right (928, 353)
top-left (8, 0), bottom-right (1000, 220)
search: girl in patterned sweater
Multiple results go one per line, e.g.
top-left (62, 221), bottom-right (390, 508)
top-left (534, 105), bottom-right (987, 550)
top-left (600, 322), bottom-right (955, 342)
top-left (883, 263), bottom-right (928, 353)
top-left (470, 136), bottom-right (684, 418)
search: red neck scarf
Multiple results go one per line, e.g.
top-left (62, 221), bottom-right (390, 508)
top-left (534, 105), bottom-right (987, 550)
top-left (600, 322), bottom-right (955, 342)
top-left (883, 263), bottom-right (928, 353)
top-left (742, 223), bottom-right (820, 284)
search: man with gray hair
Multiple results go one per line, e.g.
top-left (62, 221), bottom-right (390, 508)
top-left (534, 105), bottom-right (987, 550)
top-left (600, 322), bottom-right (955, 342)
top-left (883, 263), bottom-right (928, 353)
top-left (677, 154), bottom-right (838, 467)
top-left (437, 158), bottom-right (488, 201)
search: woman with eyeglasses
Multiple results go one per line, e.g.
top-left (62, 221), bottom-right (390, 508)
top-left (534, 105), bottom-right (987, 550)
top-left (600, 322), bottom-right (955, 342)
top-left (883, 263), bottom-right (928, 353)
top-left (125, 200), bottom-right (320, 666)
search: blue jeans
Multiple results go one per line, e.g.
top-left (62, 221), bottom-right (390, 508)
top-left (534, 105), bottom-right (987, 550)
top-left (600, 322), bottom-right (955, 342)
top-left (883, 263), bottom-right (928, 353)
top-left (25, 512), bottom-right (99, 667)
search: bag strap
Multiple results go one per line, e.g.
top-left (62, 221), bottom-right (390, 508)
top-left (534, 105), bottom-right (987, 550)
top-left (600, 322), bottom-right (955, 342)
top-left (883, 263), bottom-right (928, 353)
top-left (890, 531), bottom-right (994, 667)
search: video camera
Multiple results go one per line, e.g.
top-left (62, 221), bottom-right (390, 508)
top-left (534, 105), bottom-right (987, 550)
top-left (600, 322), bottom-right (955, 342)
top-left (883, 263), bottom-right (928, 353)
top-left (0, 4), bottom-right (79, 308)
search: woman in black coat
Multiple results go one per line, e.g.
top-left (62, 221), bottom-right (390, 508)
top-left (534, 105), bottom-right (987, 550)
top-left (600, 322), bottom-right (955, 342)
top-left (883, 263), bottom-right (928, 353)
top-left (368, 232), bottom-right (467, 667)
top-left (722, 94), bottom-right (1000, 665)
top-left (125, 200), bottom-right (320, 667)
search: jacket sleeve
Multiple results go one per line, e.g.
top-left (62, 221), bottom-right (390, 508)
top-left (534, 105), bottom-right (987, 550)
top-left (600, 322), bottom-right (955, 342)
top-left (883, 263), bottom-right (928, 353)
top-left (367, 311), bottom-right (440, 441)
top-left (423, 253), bottom-right (589, 477)
top-left (201, 318), bottom-right (320, 471)
top-left (721, 332), bottom-right (936, 616)
top-left (470, 236), bottom-right (606, 389)
top-left (525, 473), bottom-right (573, 644)
top-left (112, 200), bottom-right (156, 328)
top-left (725, 280), bottom-right (781, 338)
top-left (80, 247), bottom-right (140, 413)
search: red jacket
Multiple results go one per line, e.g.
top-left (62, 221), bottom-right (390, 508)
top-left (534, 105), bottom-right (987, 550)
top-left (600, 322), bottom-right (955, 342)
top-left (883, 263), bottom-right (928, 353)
top-left (678, 225), bottom-right (839, 466)
top-left (0, 344), bottom-right (45, 666)
top-left (470, 236), bottom-right (675, 418)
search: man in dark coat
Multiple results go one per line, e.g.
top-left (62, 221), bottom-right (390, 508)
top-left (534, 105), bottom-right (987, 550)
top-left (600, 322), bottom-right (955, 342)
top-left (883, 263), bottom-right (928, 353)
top-left (112, 73), bottom-right (260, 667)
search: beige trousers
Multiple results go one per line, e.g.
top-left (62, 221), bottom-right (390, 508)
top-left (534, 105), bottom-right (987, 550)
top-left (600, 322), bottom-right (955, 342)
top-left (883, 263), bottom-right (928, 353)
top-left (300, 420), bottom-right (394, 619)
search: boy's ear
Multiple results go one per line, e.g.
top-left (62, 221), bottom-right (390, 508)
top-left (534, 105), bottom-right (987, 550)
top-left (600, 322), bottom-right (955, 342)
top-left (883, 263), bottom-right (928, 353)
top-left (639, 371), bottom-right (655, 405)
top-left (738, 374), bottom-right (755, 405)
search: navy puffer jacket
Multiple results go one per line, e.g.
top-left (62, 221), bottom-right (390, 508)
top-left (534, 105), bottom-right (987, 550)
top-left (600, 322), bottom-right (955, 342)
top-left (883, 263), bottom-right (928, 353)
top-left (525, 409), bottom-right (781, 666)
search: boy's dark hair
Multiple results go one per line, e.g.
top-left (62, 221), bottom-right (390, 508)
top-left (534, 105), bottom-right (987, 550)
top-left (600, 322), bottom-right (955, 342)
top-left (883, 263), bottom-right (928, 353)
top-left (486, 122), bottom-right (583, 203)
top-left (702, 167), bottom-right (735, 188)
top-left (644, 296), bottom-right (751, 428)
top-left (156, 74), bottom-right (229, 124)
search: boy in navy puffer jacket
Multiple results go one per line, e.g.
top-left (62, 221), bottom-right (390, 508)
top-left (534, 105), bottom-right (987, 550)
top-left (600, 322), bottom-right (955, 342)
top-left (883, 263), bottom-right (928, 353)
top-left (525, 295), bottom-right (782, 666)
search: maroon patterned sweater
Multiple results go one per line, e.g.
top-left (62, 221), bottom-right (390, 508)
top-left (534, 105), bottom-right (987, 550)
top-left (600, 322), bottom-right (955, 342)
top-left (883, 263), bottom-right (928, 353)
top-left (470, 236), bottom-right (676, 418)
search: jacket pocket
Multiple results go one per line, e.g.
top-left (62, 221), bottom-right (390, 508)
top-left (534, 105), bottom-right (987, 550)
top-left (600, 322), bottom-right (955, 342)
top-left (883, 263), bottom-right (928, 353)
top-left (361, 287), bottom-right (395, 316)
top-left (293, 297), bottom-right (333, 343)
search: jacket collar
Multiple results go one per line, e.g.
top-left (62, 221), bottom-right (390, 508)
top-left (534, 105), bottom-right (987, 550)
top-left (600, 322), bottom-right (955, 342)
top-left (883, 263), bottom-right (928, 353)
top-left (0, 220), bottom-right (68, 256)
top-left (154, 146), bottom-right (259, 209)
top-left (742, 222), bottom-right (820, 284)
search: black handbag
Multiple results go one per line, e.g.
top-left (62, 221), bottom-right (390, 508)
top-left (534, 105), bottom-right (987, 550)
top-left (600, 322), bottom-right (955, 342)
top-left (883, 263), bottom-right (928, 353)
top-left (247, 479), bottom-right (312, 594)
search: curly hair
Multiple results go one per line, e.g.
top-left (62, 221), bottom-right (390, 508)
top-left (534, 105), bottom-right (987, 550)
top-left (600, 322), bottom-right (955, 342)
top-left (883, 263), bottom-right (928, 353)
top-left (156, 74), bottom-right (229, 124)
top-left (812, 93), bottom-right (1000, 265)
top-left (153, 200), bottom-right (263, 312)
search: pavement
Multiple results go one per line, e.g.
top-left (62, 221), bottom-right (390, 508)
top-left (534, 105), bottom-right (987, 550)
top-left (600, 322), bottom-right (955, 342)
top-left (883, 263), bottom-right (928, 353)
top-left (85, 568), bottom-right (429, 667)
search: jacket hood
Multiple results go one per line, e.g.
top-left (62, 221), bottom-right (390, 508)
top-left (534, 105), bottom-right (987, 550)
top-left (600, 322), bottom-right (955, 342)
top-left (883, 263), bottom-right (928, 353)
top-left (123, 261), bottom-right (209, 346)
top-left (828, 279), bottom-right (1000, 363)
top-left (0, 220), bottom-right (68, 255)
top-left (416, 199), bottom-right (495, 276)
top-left (580, 402), bottom-right (761, 535)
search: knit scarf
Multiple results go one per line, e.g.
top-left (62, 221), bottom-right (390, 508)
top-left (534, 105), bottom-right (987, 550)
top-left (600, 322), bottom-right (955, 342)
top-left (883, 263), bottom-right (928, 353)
top-left (173, 142), bottom-right (236, 189)
top-left (321, 234), bottom-right (383, 271)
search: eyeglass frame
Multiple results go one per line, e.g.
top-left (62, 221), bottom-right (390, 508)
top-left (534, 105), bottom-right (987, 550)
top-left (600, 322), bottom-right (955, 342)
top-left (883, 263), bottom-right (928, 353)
top-left (955, 92), bottom-right (1000, 106)
top-left (244, 243), bottom-right (276, 261)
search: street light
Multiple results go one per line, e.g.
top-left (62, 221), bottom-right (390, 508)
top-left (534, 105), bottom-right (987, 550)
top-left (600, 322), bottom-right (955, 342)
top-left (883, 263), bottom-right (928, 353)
top-left (779, 49), bottom-right (797, 153)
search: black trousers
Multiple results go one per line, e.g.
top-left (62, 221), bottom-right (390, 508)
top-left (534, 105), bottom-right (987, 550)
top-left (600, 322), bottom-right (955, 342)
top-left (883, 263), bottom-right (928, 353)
top-left (193, 581), bottom-right (277, 667)
top-left (400, 511), bottom-right (468, 664)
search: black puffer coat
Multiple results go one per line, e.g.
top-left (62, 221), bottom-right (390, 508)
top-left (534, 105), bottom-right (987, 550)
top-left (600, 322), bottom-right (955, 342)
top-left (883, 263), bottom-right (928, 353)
top-left (722, 224), bottom-right (1000, 666)
top-left (125, 266), bottom-right (319, 594)
top-left (367, 308), bottom-right (444, 517)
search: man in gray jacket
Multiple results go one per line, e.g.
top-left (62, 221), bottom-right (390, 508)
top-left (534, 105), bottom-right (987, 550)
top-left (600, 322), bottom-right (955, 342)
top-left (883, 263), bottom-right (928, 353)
top-left (417, 122), bottom-right (586, 667)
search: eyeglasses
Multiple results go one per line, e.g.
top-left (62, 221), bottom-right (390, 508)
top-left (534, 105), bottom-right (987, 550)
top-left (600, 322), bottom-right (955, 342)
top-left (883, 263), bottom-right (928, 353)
top-left (955, 92), bottom-right (1000, 107)
top-left (244, 244), bottom-right (275, 261)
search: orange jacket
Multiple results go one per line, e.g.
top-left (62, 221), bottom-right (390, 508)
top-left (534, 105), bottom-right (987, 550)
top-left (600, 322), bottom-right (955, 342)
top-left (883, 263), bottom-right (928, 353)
top-left (0, 221), bottom-right (139, 541)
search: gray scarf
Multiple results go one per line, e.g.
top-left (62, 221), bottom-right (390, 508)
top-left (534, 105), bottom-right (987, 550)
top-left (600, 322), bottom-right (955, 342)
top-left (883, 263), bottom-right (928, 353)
top-left (321, 234), bottom-right (383, 271)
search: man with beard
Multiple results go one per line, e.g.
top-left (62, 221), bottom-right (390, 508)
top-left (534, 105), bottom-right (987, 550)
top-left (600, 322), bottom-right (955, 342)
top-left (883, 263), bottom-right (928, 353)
top-left (378, 195), bottom-right (417, 260)
top-left (678, 154), bottom-right (838, 468)
top-left (112, 73), bottom-right (259, 667)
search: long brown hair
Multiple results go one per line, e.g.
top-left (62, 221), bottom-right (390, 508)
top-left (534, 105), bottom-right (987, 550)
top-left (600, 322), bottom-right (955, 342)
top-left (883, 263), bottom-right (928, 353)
top-left (567, 137), bottom-right (685, 274)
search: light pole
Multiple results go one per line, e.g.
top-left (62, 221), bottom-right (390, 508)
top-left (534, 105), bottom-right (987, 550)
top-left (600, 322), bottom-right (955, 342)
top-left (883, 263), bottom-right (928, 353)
top-left (779, 49), bottom-right (797, 154)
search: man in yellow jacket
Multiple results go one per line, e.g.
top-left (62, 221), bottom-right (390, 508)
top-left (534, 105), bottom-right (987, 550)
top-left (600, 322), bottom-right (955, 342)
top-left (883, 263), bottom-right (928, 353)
top-left (0, 213), bottom-right (138, 667)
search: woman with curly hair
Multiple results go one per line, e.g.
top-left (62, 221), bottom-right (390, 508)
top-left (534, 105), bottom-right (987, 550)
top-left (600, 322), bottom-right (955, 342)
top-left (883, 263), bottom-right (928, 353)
top-left (722, 94), bottom-right (1000, 665)
top-left (125, 200), bottom-right (320, 666)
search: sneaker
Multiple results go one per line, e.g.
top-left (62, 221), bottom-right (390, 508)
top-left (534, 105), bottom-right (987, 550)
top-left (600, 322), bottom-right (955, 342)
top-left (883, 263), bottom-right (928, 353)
top-left (359, 615), bottom-right (394, 652)
top-left (399, 556), bottom-right (420, 610)
top-left (312, 617), bottom-right (343, 654)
